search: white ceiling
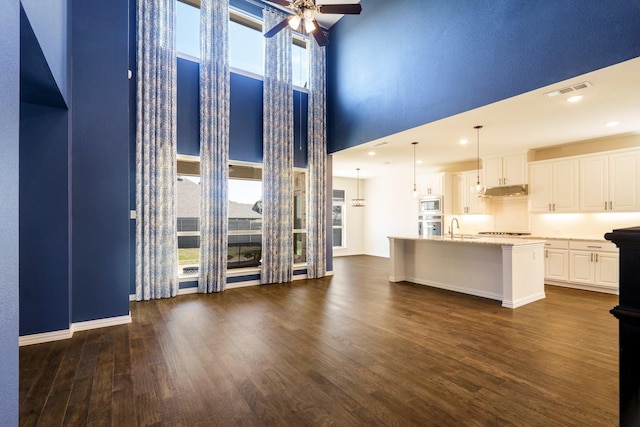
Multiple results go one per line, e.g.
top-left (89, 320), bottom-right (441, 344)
top-left (332, 57), bottom-right (640, 179)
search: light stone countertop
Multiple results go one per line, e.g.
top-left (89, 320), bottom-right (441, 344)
top-left (388, 235), bottom-right (547, 246)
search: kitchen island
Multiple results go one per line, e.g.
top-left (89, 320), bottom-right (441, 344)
top-left (388, 235), bottom-right (547, 308)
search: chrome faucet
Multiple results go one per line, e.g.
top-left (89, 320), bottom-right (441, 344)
top-left (450, 217), bottom-right (459, 239)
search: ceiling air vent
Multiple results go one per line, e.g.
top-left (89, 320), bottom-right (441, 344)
top-left (544, 81), bottom-right (592, 98)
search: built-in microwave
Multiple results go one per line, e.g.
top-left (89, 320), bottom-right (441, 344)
top-left (419, 196), bottom-right (443, 214)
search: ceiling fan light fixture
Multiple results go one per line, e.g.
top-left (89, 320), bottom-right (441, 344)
top-left (288, 14), bottom-right (301, 30)
top-left (304, 18), bottom-right (316, 33)
top-left (303, 8), bottom-right (316, 20)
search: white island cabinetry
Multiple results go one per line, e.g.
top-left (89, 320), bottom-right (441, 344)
top-left (388, 236), bottom-right (546, 308)
top-left (544, 239), bottom-right (569, 282)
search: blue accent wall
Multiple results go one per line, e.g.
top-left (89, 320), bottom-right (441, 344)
top-left (0, 0), bottom-right (20, 422)
top-left (327, 0), bottom-right (640, 153)
top-left (19, 103), bottom-right (70, 335)
top-left (71, 0), bottom-right (130, 322)
top-left (176, 57), bottom-right (309, 167)
top-left (21, 0), bottom-right (69, 105)
top-left (229, 72), bottom-right (265, 163)
top-left (177, 58), bottom-right (201, 156)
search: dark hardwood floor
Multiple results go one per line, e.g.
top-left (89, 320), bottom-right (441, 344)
top-left (20, 255), bottom-right (619, 426)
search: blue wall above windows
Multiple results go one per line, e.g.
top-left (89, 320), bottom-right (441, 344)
top-left (177, 57), bottom-right (309, 168)
top-left (326, 0), bottom-right (640, 153)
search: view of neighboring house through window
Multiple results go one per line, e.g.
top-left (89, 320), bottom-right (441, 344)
top-left (176, 0), bottom-right (309, 88)
top-left (176, 159), bottom-right (307, 277)
top-left (332, 189), bottom-right (345, 248)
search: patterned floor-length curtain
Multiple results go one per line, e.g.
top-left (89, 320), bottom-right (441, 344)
top-left (306, 39), bottom-right (327, 279)
top-left (198, 0), bottom-right (230, 293)
top-left (135, 0), bottom-right (178, 301)
top-left (261, 8), bottom-right (294, 284)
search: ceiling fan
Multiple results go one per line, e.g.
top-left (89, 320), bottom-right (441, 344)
top-left (263, 0), bottom-right (362, 46)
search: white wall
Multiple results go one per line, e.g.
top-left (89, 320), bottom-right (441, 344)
top-left (332, 176), bottom-right (365, 256)
top-left (363, 167), bottom-right (419, 258)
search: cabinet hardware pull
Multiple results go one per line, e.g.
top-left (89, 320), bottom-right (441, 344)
top-left (553, 203), bottom-right (556, 211)
top-left (609, 201), bottom-right (613, 210)
top-left (549, 204), bottom-right (552, 212)
top-left (595, 253), bottom-right (599, 262)
top-left (605, 201), bottom-right (608, 210)
top-left (545, 250), bottom-right (548, 258)
top-left (587, 245), bottom-right (601, 249)
top-left (590, 253), bottom-right (594, 262)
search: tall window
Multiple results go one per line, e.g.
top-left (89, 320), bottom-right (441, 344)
top-left (176, 1), bottom-right (200, 57)
top-left (332, 189), bottom-right (345, 248)
top-left (228, 164), bottom-right (263, 269)
top-left (175, 0), bottom-right (308, 87)
top-left (176, 172), bottom-right (201, 275)
top-left (229, 15), bottom-right (264, 77)
top-left (293, 170), bottom-right (307, 264)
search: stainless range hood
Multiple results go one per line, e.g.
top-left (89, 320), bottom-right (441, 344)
top-left (479, 184), bottom-right (528, 198)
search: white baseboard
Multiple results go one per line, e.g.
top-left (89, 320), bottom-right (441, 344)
top-left (72, 313), bottom-right (132, 332)
top-left (19, 329), bottom-right (73, 347)
top-left (502, 292), bottom-right (547, 309)
top-left (19, 312), bottom-right (132, 347)
top-left (178, 287), bottom-right (198, 295)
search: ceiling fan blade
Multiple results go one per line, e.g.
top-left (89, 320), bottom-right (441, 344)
top-left (310, 22), bottom-right (329, 46)
top-left (263, 0), bottom-right (291, 6)
top-left (318, 4), bottom-right (362, 14)
top-left (264, 18), bottom-right (290, 38)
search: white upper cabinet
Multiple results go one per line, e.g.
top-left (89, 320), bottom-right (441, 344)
top-left (529, 159), bottom-right (578, 212)
top-left (483, 153), bottom-right (527, 187)
top-left (453, 171), bottom-right (483, 214)
top-left (422, 172), bottom-right (444, 195)
top-left (579, 150), bottom-right (640, 212)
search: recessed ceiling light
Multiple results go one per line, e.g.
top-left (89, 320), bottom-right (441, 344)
top-left (567, 95), bottom-right (583, 103)
top-left (416, 160), bottom-right (423, 164)
top-left (605, 121), bottom-right (619, 127)
top-left (459, 139), bottom-right (468, 145)
top-left (368, 151), bottom-right (376, 156)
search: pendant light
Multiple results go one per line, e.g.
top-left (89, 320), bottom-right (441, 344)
top-left (412, 142), bottom-right (419, 198)
top-left (351, 168), bottom-right (365, 207)
top-left (474, 125), bottom-right (483, 193)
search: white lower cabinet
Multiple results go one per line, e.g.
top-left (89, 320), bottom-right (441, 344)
top-left (568, 241), bottom-right (619, 290)
top-left (544, 239), bottom-right (619, 292)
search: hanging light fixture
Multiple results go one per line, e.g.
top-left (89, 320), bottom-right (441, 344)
top-left (474, 125), bottom-right (483, 193)
top-left (351, 168), bottom-right (365, 207)
top-left (288, 14), bottom-right (302, 30)
top-left (412, 142), bottom-right (419, 198)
